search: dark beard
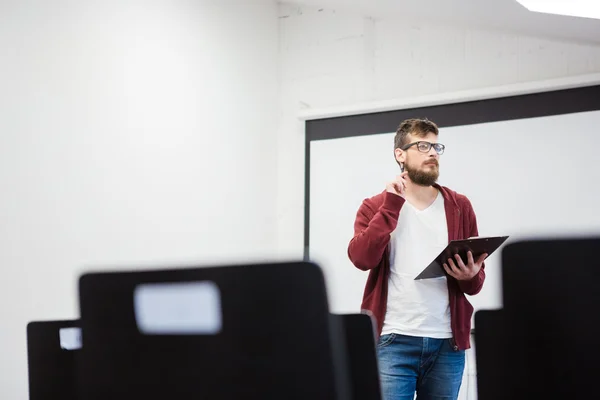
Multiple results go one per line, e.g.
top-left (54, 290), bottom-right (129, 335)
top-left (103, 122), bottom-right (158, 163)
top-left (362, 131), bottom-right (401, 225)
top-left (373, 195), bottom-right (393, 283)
top-left (405, 163), bottom-right (439, 186)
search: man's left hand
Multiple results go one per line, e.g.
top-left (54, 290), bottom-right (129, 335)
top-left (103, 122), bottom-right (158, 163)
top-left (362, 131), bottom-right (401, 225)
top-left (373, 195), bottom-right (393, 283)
top-left (443, 251), bottom-right (487, 281)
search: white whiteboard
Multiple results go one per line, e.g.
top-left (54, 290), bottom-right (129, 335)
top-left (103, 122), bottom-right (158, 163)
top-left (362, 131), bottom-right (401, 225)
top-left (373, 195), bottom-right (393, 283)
top-left (309, 110), bottom-right (600, 322)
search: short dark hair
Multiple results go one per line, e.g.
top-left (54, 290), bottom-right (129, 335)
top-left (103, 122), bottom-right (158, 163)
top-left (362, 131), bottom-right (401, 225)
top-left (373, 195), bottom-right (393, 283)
top-left (394, 118), bottom-right (439, 150)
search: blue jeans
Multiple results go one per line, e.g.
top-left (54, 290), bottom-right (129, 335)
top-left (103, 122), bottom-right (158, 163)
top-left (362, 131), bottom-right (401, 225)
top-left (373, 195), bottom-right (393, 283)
top-left (377, 333), bottom-right (465, 400)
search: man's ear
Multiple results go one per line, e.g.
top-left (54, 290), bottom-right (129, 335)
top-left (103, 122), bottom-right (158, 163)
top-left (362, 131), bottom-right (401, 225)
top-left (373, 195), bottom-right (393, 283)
top-left (394, 148), bottom-right (405, 164)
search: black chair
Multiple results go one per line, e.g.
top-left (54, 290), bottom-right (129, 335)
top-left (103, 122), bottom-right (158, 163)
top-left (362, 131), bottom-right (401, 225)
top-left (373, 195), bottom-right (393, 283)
top-left (474, 310), bottom-right (508, 400)
top-left (476, 237), bottom-right (600, 399)
top-left (76, 261), bottom-right (351, 400)
top-left (331, 313), bottom-right (382, 400)
top-left (26, 319), bottom-right (80, 400)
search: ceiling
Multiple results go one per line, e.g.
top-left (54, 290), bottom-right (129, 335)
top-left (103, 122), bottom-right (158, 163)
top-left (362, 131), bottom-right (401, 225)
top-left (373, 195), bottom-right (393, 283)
top-left (283, 0), bottom-right (600, 45)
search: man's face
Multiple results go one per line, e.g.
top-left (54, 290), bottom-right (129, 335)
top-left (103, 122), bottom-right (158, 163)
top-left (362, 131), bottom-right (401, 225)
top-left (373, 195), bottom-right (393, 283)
top-left (398, 132), bottom-right (440, 186)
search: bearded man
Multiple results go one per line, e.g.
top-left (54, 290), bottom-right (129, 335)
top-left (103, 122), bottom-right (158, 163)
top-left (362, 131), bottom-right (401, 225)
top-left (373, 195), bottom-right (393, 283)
top-left (347, 118), bottom-right (487, 400)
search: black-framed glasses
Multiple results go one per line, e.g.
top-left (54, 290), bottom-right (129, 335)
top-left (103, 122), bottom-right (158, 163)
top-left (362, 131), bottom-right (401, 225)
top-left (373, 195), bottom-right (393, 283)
top-left (401, 141), bottom-right (445, 155)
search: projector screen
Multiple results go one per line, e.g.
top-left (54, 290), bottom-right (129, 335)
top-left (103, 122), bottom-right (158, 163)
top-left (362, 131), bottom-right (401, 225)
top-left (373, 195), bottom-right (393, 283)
top-left (305, 85), bottom-right (600, 323)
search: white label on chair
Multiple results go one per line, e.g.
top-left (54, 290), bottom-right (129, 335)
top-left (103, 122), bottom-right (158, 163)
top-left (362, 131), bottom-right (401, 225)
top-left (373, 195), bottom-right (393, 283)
top-left (134, 281), bottom-right (222, 335)
top-left (59, 327), bottom-right (82, 350)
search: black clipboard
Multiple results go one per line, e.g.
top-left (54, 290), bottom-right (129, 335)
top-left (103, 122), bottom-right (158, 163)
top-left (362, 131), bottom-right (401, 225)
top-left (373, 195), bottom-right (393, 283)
top-left (414, 236), bottom-right (509, 280)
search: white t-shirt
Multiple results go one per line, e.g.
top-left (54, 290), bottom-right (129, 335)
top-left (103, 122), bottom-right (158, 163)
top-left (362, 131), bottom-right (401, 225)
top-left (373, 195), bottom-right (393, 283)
top-left (381, 190), bottom-right (452, 339)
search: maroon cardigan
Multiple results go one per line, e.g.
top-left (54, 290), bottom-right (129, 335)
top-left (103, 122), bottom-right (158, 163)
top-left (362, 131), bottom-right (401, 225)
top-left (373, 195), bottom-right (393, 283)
top-left (347, 185), bottom-right (484, 350)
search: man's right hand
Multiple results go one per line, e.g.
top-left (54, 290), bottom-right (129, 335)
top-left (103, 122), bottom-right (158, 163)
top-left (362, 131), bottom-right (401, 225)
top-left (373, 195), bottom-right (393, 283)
top-left (386, 172), bottom-right (408, 198)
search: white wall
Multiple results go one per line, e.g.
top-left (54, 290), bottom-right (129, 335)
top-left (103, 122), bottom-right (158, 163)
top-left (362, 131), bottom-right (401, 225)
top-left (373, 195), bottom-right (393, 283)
top-left (0, 1), bottom-right (278, 398)
top-left (276, 4), bottom-right (600, 399)
top-left (276, 3), bottom-right (600, 259)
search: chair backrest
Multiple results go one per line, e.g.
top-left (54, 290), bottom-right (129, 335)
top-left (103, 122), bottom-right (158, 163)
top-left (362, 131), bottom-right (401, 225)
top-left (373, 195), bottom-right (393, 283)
top-left (76, 261), bottom-right (349, 400)
top-left (331, 313), bottom-right (381, 400)
top-left (26, 319), bottom-right (80, 400)
top-left (473, 310), bottom-right (508, 400)
top-left (499, 237), bottom-right (600, 399)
